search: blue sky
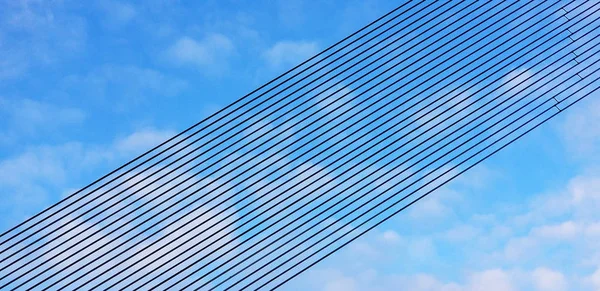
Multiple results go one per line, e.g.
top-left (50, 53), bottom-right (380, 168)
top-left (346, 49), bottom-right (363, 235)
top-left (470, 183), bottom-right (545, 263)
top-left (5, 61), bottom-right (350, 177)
top-left (1, 0), bottom-right (600, 290)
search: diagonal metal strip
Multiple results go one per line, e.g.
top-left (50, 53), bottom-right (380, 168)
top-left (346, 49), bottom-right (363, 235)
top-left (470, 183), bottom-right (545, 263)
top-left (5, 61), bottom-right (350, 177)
top-left (0, 1), bottom-right (598, 290)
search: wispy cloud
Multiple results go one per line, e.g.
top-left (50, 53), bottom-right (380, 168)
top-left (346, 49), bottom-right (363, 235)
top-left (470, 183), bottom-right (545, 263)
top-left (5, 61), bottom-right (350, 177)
top-left (115, 128), bottom-right (175, 155)
top-left (262, 40), bottom-right (319, 69)
top-left (61, 64), bottom-right (188, 110)
top-left (96, 0), bottom-right (137, 26)
top-left (166, 34), bottom-right (235, 73)
top-left (559, 96), bottom-right (600, 158)
top-left (0, 0), bottom-right (87, 80)
top-left (301, 264), bottom-right (573, 291)
top-left (532, 267), bottom-right (568, 291)
top-left (0, 127), bottom-right (174, 231)
top-left (0, 97), bottom-right (86, 145)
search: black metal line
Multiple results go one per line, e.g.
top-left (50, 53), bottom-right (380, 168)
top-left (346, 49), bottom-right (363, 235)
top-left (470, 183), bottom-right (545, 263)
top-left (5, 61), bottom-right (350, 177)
top-left (24, 2), bottom-right (502, 290)
top-left (158, 5), bottom-right (592, 291)
top-left (78, 1), bottom-right (540, 290)
top-left (0, 0), bottom-right (417, 247)
top-left (10, 0), bottom-right (468, 284)
top-left (202, 18), bottom-right (600, 291)
top-left (1, 2), bottom-right (592, 291)
top-left (0, 0), bottom-right (447, 267)
top-left (47, 2), bottom-right (592, 291)
top-left (206, 28), bottom-right (599, 291)
top-left (104, 2), bottom-right (564, 291)
top-left (0, 0), bottom-right (426, 249)
top-left (246, 39), bottom-right (600, 291)
top-left (268, 75), bottom-right (600, 291)
top-left (131, 2), bottom-right (584, 290)
top-left (5, 1), bottom-right (474, 290)
top-left (0, 0), bottom-right (431, 259)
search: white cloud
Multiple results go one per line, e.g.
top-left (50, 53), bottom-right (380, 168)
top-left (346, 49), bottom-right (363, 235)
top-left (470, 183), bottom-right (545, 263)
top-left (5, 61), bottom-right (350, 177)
top-left (0, 144), bottom-right (70, 187)
top-left (97, 0), bottom-right (137, 25)
top-left (349, 241), bottom-right (381, 259)
top-left (324, 274), bottom-right (357, 291)
top-left (443, 224), bottom-right (480, 243)
top-left (301, 268), bottom-right (528, 291)
top-left (568, 173), bottom-right (600, 211)
top-left (503, 236), bottom-right (538, 262)
top-left (316, 86), bottom-right (357, 116)
top-left (467, 269), bottom-right (515, 291)
top-left (408, 195), bottom-right (451, 220)
top-left (407, 188), bottom-right (458, 221)
top-left (299, 265), bottom-right (583, 291)
top-left (167, 34), bottom-right (235, 71)
top-left (452, 165), bottom-right (498, 190)
top-left (469, 170), bottom-right (600, 271)
top-left (0, 127), bottom-right (174, 231)
top-left (0, 0), bottom-right (87, 80)
top-left (407, 237), bottom-right (437, 262)
top-left (0, 142), bottom-right (99, 230)
top-left (587, 268), bottom-right (600, 290)
top-left (509, 170), bottom-right (600, 229)
top-left (282, 163), bottom-right (600, 290)
top-left (410, 274), bottom-right (462, 291)
top-left (584, 222), bottom-right (600, 238)
top-left (61, 64), bottom-right (188, 109)
top-left (559, 96), bottom-right (600, 158)
top-left (263, 40), bottom-right (319, 68)
top-left (0, 97), bottom-right (85, 144)
top-left (503, 69), bottom-right (534, 94)
top-left (0, 126), bottom-right (254, 288)
top-left (531, 221), bottom-right (580, 240)
top-left (115, 128), bottom-right (175, 155)
top-left (532, 268), bottom-right (568, 291)
top-left (381, 230), bottom-right (401, 244)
